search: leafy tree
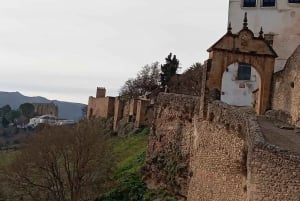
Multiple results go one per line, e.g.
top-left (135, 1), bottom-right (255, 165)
top-left (168, 62), bottom-right (203, 96)
top-left (5, 121), bottom-right (114, 201)
top-left (1, 117), bottom-right (9, 128)
top-left (0, 105), bottom-right (11, 117)
top-left (5, 110), bottom-right (21, 123)
top-left (19, 103), bottom-right (35, 119)
top-left (160, 53), bottom-right (180, 87)
top-left (119, 62), bottom-right (160, 98)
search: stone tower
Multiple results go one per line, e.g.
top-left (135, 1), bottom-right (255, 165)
top-left (96, 87), bottom-right (106, 98)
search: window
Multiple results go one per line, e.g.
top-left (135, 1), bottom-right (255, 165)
top-left (243, 0), bottom-right (256, 7)
top-left (289, 0), bottom-right (300, 3)
top-left (238, 64), bottom-right (251, 80)
top-left (262, 0), bottom-right (276, 7)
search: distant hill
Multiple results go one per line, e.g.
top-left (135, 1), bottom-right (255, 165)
top-left (0, 91), bottom-right (87, 121)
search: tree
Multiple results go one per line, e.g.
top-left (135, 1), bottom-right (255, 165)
top-left (167, 62), bottom-right (203, 96)
top-left (1, 117), bottom-right (9, 128)
top-left (5, 121), bottom-right (114, 201)
top-left (0, 105), bottom-right (11, 117)
top-left (160, 53), bottom-right (180, 87)
top-left (19, 103), bottom-right (35, 119)
top-left (5, 110), bottom-right (21, 123)
top-left (119, 62), bottom-right (160, 98)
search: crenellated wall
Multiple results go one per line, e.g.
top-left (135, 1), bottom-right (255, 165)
top-left (188, 102), bottom-right (253, 201)
top-left (143, 93), bottom-right (300, 201)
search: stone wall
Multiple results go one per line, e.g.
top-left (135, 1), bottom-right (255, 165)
top-left (32, 103), bottom-right (58, 117)
top-left (188, 102), bottom-right (251, 201)
top-left (271, 45), bottom-right (300, 126)
top-left (193, 101), bottom-right (300, 201)
top-left (142, 93), bottom-right (200, 199)
top-left (87, 96), bottom-right (115, 119)
top-left (144, 93), bottom-right (300, 201)
top-left (248, 143), bottom-right (300, 201)
top-left (113, 97), bottom-right (154, 132)
top-left (135, 99), bottom-right (153, 128)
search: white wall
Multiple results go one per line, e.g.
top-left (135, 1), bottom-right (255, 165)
top-left (221, 63), bottom-right (260, 106)
top-left (228, 0), bottom-right (300, 71)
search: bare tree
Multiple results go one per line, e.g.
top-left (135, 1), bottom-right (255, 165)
top-left (5, 121), bottom-right (114, 201)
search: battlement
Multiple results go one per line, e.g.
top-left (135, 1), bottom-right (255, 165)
top-left (96, 87), bottom-right (106, 98)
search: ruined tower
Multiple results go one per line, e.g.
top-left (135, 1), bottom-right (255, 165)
top-left (96, 87), bottom-right (106, 98)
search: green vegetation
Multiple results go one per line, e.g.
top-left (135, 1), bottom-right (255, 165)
top-left (119, 62), bottom-right (161, 99)
top-left (18, 103), bottom-right (34, 119)
top-left (0, 118), bottom-right (177, 201)
top-left (100, 127), bottom-right (177, 201)
top-left (160, 53), bottom-right (180, 87)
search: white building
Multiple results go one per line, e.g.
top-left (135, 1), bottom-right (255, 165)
top-left (228, 0), bottom-right (300, 72)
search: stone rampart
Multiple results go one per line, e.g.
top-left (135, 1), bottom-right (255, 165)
top-left (196, 101), bottom-right (300, 201)
top-left (271, 45), bottom-right (300, 126)
top-left (142, 93), bottom-right (199, 199)
top-left (32, 103), bottom-right (58, 117)
top-left (144, 93), bottom-right (300, 201)
top-left (188, 102), bottom-right (253, 201)
top-left (87, 96), bottom-right (115, 119)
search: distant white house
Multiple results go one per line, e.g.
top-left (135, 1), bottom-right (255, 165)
top-left (27, 114), bottom-right (75, 129)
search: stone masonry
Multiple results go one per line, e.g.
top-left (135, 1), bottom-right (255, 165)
top-left (32, 102), bottom-right (58, 117)
top-left (143, 93), bottom-right (300, 201)
top-left (271, 45), bottom-right (300, 126)
top-left (87, 87), bottom-right (115, 119)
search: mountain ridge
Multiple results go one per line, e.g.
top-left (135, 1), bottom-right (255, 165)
top-left (0, 91), bottom-right (87, 121)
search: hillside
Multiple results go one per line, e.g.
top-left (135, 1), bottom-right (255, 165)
top-left (0, 91), bottom-right (86, 121)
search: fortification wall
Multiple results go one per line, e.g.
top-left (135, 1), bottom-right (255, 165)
top-left (32, 103), bottom-right (58, 117)
top-left (87, 96), bottom-right (115, 119)
top-left (188, 102), bottom-right (251, 201)
top-left (135, 99), bottom-right (153, 128)
top-left (192, 101), bottom-right (300, 201)
top-left (142, 93), bottom-right (199, 199)
top-left (271, 45), bottom-right (300, 125)
top-left (144, 93), bottom-right (300, 201)
top-left (248, 143), bottom-right (300, 201)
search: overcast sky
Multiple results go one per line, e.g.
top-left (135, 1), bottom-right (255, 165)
top-left (0, 0), bottom-right (229, 104)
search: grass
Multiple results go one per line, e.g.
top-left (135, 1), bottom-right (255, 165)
top-left (112, 132), bottom-right (148, 179)
top-left (99, 127), bottom-right (177, 201)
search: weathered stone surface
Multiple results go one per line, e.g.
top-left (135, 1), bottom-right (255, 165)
top-left (271, 45), bottom-right (300, 126)
top-left (142, 93), bottom-right (199, 199)
top-left (143, 93), bottom-right (300, 201)
top-left (32, 102), bottom-right (58, 117)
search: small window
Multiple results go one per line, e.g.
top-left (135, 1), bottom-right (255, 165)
top-left (289, 0), bottom-right (300, 3)
top-left (238, 64), bottom-right (251, 80)
top-left (243, 0), bottom-right (256, 7)
top-left (262, 0), bottom-right (276, 7)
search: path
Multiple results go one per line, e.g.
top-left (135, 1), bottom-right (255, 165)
top-left (257, 117), bottom-right (300, 154)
